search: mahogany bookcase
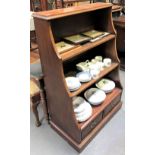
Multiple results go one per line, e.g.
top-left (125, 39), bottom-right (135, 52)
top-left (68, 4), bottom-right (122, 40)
top-left (33, 2), bottom-right (123, 152)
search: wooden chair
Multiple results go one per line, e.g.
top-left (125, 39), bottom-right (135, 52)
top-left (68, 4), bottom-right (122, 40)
top-left (30, 79), bottom-right (42, 126)
top-left (55, 0), bottom-right (79, 8)
top-left (30, 60), bottom-right (49, 126)
top-left (30, 0), bottom-right (48, 11)
top-left (30, 11), bottom-right (38, 51)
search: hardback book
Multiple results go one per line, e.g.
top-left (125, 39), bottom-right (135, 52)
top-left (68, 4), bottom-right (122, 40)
top-left (82, 30), bottom-right (105, 39)
top-left (64, 34), bottom-right (91, 44)
top-left (56, 41), bottom-right (75, 54)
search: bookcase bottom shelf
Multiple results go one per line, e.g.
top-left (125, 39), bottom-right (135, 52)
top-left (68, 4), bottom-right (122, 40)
top-left (49, 101), bottom-right (122, 152)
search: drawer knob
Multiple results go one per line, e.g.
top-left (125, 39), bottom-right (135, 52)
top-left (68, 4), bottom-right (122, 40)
top-left (90, 121), bottom-right (97, 129)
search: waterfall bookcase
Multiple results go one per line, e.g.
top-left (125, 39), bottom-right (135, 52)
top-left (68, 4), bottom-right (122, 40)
top-left (33, 2), bottom-right (123, 152)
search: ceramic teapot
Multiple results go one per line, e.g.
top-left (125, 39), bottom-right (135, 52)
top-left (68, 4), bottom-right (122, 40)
top-left (76, 60), bottom-right (90, 71)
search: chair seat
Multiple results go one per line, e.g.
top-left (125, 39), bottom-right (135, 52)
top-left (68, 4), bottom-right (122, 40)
top-left (30, 80), bottom-right (40, 96)
top-left (30, 11), bottom-right (35, 31)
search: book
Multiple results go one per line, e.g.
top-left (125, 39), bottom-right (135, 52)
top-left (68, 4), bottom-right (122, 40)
top-left (56, 41), bottom-right (75, 54)
top-left (64, 34), bottom-right (91, 44)
top-left (82, 30), bottom-right (105, 39)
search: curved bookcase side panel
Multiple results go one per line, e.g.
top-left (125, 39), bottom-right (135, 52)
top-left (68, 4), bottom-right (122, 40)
top-left (34, 18), bottom-right (82, 143)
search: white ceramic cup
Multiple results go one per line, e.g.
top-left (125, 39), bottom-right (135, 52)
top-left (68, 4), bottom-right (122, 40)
top-left (95, 56), bottom-right (103, 62)
top-left (103, 58), bottom-right (112, 67)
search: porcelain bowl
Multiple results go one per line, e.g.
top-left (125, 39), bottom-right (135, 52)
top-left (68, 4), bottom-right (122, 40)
top-left (84, 88), bottom-right (106, 105)
top-left (96, 78), bottom-right (115, 93)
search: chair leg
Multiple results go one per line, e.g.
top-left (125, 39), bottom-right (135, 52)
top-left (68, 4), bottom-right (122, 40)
top-left (31, 101), bottom-right (41, 127)
top-left (40, 90), bottom-right (49, 124)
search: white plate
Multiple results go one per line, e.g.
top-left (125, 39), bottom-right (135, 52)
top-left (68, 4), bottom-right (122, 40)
top-left (69, 86), bottom-right (81, 92)
top-left (65, 77), bottom-right (81, 90)
top-left (84, 88), bottom-right (106, 105)
top-left (72, 97), bottom-right (87, 113)
top-left (75, 102), bottom-right (90, 118)
top-left (96, 78), bottom-right (115, 93)
top-left (76, 103), bottom-right (92, 122)
top-left (69, 83), bottom-right (81, 91)
top-left (76, 71), bottom-right (92, 82)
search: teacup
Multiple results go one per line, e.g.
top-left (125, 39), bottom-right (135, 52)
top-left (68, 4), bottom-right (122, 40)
top-left (103, 58), bottom-right (112, 67)
top-left (95, 56), bottom-right (103, 62)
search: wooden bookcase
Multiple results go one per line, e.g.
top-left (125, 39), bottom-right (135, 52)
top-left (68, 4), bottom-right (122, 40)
top-left (33, 2), bottom-right (123, 152)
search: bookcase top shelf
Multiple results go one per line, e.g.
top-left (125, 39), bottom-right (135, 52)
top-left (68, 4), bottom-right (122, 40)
top-left (33, 3), bottom-right (112, 20)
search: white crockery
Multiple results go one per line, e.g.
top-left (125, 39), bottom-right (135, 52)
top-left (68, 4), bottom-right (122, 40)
top-left (95, 56), bottom-right (103, 62)
top-left (72, 96), bottom-right (87, 113)
top-left (90, 69), bottom-right (100, 79)
top-left (72, 96), bottom-right (92, 122)
top-left (75, 102), bottom-right (91, 118)
top-left (96, 61), bottom-right (104, 71)
top-left (69, 85), bottom-right (81, 91)
top-left (76, 71), bottom-right (92, 82)
top-left (65, 77), bottom-right (81, 90)
top-left (76, 103), bottom-right (92, 122)
top-left (89, 63), bottom-right (99, 70)
top-left (84, 88), bottom-right (106, 105)
top-left (76, 60), bottom-right (90, 71)
top-left (96, 78), bottom-right (115, 93)
top-left (103, 58), bottom-right (112, 67)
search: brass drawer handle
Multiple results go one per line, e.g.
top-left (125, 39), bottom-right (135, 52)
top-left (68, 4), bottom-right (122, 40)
top-left (90, 121), bottom-right (97, 129)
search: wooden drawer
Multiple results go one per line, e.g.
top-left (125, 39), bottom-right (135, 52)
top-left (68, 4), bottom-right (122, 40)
top-left (82, 113), bottom-right (102, 140)
top-left (103, 94), bottom-right (121, 118)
